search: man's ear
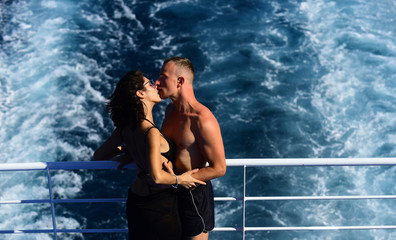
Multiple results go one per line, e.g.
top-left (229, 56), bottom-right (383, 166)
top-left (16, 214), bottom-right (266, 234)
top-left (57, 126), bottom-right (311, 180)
top-left (136, 90), bottom-right (144, 99)
top-left (177, 77), bottom-right (185, 87)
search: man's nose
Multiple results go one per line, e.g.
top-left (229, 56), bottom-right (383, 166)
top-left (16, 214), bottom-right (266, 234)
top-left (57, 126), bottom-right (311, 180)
top-left (155, 79), bottom-right (160, 87)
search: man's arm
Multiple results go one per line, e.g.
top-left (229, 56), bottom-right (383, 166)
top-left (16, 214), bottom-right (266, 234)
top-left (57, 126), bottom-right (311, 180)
top-left (191, 111), bottom-right (226, 182)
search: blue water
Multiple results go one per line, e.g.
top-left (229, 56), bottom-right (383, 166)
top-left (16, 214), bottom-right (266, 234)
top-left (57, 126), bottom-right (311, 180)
top-left (1, 0), bottom-right (396, 239)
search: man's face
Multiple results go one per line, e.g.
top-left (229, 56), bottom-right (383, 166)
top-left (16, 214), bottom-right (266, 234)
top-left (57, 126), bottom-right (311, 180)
top-left (156, 62), bottom-right (178, 99)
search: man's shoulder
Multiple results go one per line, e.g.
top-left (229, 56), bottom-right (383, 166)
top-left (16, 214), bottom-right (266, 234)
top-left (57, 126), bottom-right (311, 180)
top-left (193, 103), bottom-right (219, 129)
top-left (193, 101), bottom-right (211, 115)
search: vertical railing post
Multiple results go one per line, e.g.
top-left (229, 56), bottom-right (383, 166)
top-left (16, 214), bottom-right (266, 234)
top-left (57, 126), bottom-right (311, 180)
top-left (242, 165), bottom-right (246, 240)
top-left (46, 167), bottom-right (57, 240)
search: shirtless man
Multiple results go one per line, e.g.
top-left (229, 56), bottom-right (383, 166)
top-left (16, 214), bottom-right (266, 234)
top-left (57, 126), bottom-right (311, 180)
top-left (156, 57), bottom-right (226, 240)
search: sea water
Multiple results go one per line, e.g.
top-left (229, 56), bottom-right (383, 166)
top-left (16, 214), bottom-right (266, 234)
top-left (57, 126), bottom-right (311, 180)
top-left (1, 0), bottom-right (396, 239)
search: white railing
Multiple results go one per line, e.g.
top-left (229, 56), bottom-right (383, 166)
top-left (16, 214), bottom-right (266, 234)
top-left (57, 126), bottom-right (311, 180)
top-left (1, 158), bottom-right (396, 240)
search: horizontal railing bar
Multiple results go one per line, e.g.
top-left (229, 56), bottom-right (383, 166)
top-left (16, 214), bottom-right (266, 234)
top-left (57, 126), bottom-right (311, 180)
top-left (1, 158), bottom-right (396, 171)
top-left (0, 230), bottom-right (55, 234)
top-left (0, 161), bottom-right (137, 171)
top-left (215, 195), bottom-right (396, 201)
top-left (0, 229), bottom-right (128, 234)
top-left (53, 198), bottom-right (125, 203)
top-left (0, 197), bottom-right (240, 205)
top-left (244, 225), bottom-right (396, 231)
top-left (57, 229), bottom-right (128, 233)
top-left (2, 195), bottom-right (396, 205)
top-left (213, 227), bottom-right (242, 231)
top-left (214, 197), bottom-right (243, 201)
top-left (0, 162), bottom-right (48, 171)
top-left (245, 195), bottom-right (396, 201)
top-left (46, 161), bottom-right (137, 170)
top-left (227, 158), bottom-right (396, 166)
top-left (0, 198), bottom-right (126, 204)
top-left (0, 200), bottom-right (50, 204)
top-left (3, 225), bottom-right (396, 234)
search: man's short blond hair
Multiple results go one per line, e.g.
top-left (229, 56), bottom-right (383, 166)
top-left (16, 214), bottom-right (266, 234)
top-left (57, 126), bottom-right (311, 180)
top-left (164, 56), bottom-right (195, 83)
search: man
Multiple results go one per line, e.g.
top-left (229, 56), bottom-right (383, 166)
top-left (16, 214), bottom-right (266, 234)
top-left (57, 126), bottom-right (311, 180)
top-left (156, 56), bottom-right (226, 240)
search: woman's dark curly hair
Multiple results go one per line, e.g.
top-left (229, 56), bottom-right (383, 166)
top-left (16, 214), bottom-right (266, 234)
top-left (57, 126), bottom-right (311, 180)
top-left (107, 70), bottom-right (145, 128)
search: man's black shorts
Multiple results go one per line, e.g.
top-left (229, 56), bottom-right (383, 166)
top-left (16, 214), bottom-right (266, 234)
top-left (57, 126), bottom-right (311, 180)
top-left (177, 181), bottom-right (215, 237)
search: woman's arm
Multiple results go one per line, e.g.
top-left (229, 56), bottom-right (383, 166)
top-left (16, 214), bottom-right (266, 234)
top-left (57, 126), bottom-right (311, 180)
top-left (94, 128), bottom-right (123, 160)
top-left (112, 152), bottom-right (134, 170)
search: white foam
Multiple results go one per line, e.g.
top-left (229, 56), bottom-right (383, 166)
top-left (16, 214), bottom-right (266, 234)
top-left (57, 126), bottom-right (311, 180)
top-left (117, 0), bottom-right (144, 30)
top-left (41, 0), bottom-right (57, 9)
top-left (0, 1), bottom-right (102, 236)
top-left (51, 170), bottom-right (87, 199)
top-left (150, 0), bottom-right (195, 18)
top-left (301, 0), bottom-right (396, 157)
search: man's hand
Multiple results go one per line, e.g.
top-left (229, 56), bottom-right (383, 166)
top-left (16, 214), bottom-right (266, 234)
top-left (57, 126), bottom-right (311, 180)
top-left (163, 162), bottom-right (206, 189)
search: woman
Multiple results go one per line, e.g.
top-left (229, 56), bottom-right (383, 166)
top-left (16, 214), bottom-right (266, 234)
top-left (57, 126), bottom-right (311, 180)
top-left (94, 70), bottom-right (205, 240)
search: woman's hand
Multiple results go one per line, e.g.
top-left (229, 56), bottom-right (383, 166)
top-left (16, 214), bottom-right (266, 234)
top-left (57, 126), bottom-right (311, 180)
top-left (162, 161), bottom-right (175, 175)
top-left (163, 162), bottom-right (206, 189)
top-left (178, 169), bottom-right (207, 189)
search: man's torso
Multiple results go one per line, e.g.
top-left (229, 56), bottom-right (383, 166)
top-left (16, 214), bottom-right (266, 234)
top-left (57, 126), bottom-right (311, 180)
top-left (161, 104), bottom-right (207, 174)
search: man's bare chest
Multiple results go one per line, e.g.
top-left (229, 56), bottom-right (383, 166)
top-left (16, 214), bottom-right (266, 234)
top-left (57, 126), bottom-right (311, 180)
top-left (162, 117), bottom-right (196, 149)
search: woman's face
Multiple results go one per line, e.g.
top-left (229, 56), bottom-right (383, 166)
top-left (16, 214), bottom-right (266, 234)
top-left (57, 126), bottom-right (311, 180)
top-left (142, 77), bottom-right (161, 103)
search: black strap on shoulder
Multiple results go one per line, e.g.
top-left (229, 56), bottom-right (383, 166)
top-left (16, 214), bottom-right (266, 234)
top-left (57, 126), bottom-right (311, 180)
top-left (144, 126), bottom-right (157, 138)
top-left (143, 118), bottom-right (157, 128)
top-left (143, 118), bottom-right (161, 140)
